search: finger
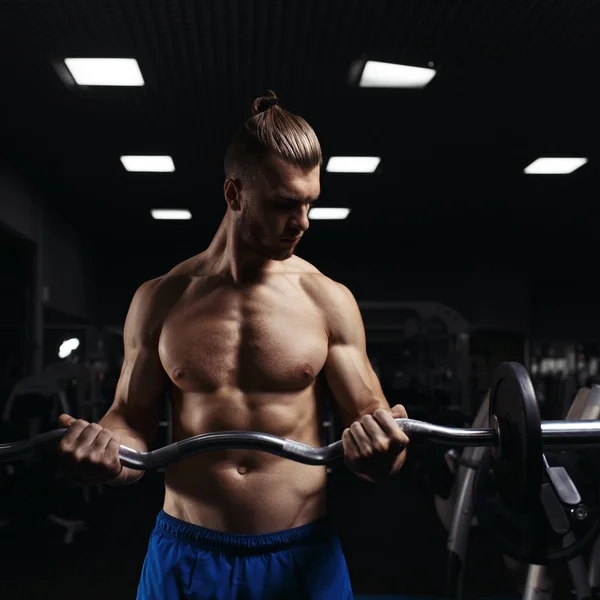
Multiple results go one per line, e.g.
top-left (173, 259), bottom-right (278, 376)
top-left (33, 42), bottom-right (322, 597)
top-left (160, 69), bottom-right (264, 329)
top-left (58, 419), bottom-right (90, 452)
top-left (391, 404), bottom-right (408, 419)
top-left (342, 428), bottom-right (360, 460)
top-left (70, 424), bottom-right (103, 462)
top-left (350, 421), bottom-right (374, 455)
top-left (373, 409), bottom-right (410, 446)
top-left (73, 423), bottom-right (104, 453)
top-left (87, 429), bottom-right (116, 463)
top-left (360, 414), bottom-right (391, 452)
top-left (58, 414), bottom-right (76, 428)
top-left (104, 437), bottom-right (123, 473)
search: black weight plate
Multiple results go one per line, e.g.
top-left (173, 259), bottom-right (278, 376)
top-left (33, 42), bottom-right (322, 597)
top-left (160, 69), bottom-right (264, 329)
top-left (489, 362), bottom-right (543, 510)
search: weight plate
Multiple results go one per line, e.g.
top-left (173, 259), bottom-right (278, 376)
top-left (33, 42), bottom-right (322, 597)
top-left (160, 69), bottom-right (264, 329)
top-left (489, 361), bottom-right (543, 510)
top-left (476, 362), bottom-right (600, 564)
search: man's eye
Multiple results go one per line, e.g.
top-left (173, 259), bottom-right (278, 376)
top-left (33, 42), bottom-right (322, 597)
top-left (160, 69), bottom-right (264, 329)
top-left (276, 201), bottom-right (295, 209)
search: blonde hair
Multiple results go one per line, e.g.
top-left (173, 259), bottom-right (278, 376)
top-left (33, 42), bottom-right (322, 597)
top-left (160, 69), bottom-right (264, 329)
top-left (224, 90), bottom-right (322, 180)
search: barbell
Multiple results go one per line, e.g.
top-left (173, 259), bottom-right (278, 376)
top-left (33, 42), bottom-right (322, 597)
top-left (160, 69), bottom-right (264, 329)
top-left (1, 361), bottom-right (599, 563)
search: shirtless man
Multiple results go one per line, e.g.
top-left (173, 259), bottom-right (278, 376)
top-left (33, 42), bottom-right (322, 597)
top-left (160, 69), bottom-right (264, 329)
top-left (57, 92), bottom-right (409, 599)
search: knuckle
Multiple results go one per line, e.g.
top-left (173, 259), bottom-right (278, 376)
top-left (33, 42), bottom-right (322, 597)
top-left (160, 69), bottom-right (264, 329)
top-left (88, 453), bottom-right (102, 464)
top-left (96, 429), bottom-right (111, 440)
top-left (350, 422), bottom-right (362, 431)
top-left (72, 449), bottom-right (87, 463)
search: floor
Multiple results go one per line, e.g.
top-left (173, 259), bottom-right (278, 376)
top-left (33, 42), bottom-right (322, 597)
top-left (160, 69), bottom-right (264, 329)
top-left (0, 469), bottom-right (547, 599)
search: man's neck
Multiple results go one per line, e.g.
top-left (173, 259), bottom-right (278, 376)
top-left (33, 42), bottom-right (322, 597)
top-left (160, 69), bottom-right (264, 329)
top-left (205, 211), bottom-right (277, 284)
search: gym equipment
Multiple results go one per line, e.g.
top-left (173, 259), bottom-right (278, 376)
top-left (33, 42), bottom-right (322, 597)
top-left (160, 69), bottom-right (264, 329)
top-left (2, 362), bottom-right (600, 564)
top-left (446, 384), bottom-right (600, 599)
top-left (521, 385), bottom-right (600, 599)
top-left (474, 364), bottom-right (600, 564)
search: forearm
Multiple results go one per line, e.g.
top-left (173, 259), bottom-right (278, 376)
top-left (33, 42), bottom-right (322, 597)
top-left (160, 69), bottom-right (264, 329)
top-left (99, 408), bottom-right (152, 486)
top-left (342, 399), bottom-right (390, 428)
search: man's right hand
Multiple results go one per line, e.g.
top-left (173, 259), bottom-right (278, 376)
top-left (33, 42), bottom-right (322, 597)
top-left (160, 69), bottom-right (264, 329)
top-left (57, 414), bottom-right (123, 483)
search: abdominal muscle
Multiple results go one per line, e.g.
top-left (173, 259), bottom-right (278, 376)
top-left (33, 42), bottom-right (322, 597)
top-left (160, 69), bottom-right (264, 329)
top-left (162, 386), bottom-right (328, 534)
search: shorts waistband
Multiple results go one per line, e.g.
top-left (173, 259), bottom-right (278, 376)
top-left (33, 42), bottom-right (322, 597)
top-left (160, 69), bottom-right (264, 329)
top-left (153, 510), bottom-right (334, 554)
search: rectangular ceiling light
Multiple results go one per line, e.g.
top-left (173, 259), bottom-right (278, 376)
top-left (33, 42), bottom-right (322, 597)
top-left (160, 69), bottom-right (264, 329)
top-left (524, 157), bottom-right (588, 175)
top-left (309, 207), bottom-right (351, 220)
top-left (64, 58), bottom-right (144, 86)
top-left (151, 209), bottom-right (192, 221)
top-left (326, 156), bottom-right (380, 173)
top-left (121, 155), bottom-right (175, 172)
top-left (359, 60), bottom-right (436, 88)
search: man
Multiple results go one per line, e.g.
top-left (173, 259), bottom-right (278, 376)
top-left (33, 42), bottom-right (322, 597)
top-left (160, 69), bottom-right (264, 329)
top-left (58, 91), bottom-right (409, 599)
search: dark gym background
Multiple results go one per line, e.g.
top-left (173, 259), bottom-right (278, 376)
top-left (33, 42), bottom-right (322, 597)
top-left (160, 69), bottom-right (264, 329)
top-left (1, 1), bottom-right (600, 599)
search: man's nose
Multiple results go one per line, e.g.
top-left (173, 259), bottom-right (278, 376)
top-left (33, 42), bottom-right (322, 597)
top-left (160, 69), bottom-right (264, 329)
top-left (290, 205), bottom-right (310, 232)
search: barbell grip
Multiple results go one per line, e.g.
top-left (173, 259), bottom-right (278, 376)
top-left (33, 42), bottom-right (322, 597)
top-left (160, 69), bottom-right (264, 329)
top-left (0, 419), bottom-right (497, 469)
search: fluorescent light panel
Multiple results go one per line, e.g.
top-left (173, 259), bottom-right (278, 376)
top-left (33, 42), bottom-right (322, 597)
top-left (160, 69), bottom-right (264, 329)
top-left (309, 207), bottom-right (351, 220)
top-left (151, 209), bottom-right (192, 221)
top-left (524, 157), bottom-right (588, 175)
top-left (64, 58), bottom-right (144, 86)
top-left (121, 155), bottom-right (175, 172)
top-left (326, 156), bottom-right (380, 173)
top-left (359, 60), bottom-right (436, 88)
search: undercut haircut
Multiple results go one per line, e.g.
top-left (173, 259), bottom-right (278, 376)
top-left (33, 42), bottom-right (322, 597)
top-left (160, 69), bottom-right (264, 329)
top-left (224, 90), bottom-right (322, 181)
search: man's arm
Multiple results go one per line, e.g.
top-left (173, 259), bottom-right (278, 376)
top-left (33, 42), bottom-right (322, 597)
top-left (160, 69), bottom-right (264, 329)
top-left (313, 277), bottom-right (408, 482)
top-left (99, 276), bottom-right (185, 485)
top-left (321, 280), bottom-right (387, 422)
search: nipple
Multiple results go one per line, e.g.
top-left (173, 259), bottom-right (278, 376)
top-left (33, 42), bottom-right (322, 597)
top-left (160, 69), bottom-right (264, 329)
top-left (300, 362), bottom-right (314, 379)
top-left (172, 366), bottom-right (187, 380)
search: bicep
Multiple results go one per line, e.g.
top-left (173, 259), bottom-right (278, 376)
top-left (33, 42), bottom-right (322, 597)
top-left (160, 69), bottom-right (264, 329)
top-left (324, 342), bottom-right (386, 424)
top-left (110, 344), bottom-right (167, 439)
top-left (322, 281), bottom-right (388, 423)
top-left (106, 279), bottom-right (169, 440)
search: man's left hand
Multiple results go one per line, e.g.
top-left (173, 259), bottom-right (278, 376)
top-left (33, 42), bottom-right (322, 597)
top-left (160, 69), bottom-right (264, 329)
top-left (342, 404), bottom-right (409, 483)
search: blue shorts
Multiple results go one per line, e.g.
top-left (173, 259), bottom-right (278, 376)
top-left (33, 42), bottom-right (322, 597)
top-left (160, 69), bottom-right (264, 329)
top-left (136, 510), bottom-right (353, 599)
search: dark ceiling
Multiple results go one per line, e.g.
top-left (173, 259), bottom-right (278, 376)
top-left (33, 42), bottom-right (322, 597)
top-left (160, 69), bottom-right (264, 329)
top-left (0, 0), bottom-right (599, 295)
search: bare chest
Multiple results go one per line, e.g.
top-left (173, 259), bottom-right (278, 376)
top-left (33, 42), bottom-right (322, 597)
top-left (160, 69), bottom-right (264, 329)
top-left (158, 281), bottom-right (329, 393)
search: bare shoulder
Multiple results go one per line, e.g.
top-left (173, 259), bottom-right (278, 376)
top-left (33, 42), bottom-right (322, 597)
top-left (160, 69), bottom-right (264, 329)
top-left (127, 271), bottom-right (193, 343)
top-left (134, 269), bottom-right (192, 310)
top-left (283, 255), bottom-right (344, 300)
top-left (297, 270), bottom-right (361, 343)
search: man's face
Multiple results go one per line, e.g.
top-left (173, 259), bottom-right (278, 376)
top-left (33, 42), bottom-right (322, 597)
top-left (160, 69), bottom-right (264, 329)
top-left (236, 156), bottom-right (320, 261)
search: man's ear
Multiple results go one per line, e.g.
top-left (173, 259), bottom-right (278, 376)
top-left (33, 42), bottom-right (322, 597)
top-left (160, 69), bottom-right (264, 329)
top-left (224, 178), bottom-right (241, 211)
